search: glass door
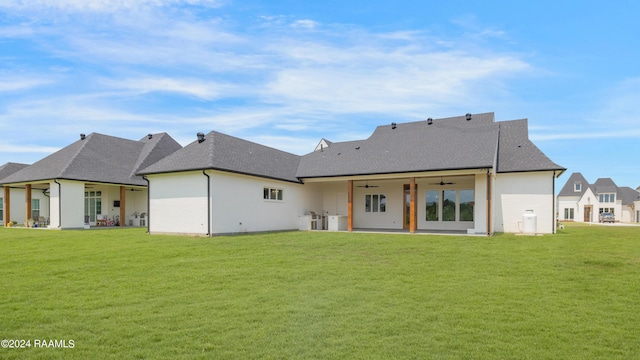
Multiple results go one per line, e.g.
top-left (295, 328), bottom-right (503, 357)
top-left (84, 191), bottom-right (102, 225)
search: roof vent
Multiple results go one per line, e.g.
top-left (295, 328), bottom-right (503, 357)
top-left (466, 113), bottom-right (472, 121)
top-left (197, 132), bottom-right (205, 143)
top-left (80, 133), bottom-right (86, 140)
top-left (427, 118), bottom-right (433, 125)
top-left (391, 122), bottom-right (397, 129)
top-left (148, 134), bottom-right (153, 139)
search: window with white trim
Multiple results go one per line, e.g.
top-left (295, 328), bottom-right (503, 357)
top-left (564, 208), bottom-right (574, 220)
top-left (574, 183), bottom-right (582, 192)
top-left (598, 193), bottom-right (615, 203)
top-left (425, 189), bottom-right (474, 222)
top-left (263, 187), bottom-right (283, 201)
top-left (31, 199), bottom-right (40, 220)
top-left (365, 194), bottom-right (386, 213)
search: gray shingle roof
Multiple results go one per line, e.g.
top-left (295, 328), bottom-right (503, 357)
top-left (558, 172), bottom-right (593, 197)
top-left (496, 119), bottom-right (565, 173)
top-left (137, 131), bottom-right (302, 183)
top-left (297, 113), bottom-right (564, 179)
top-left (593, 178), bottom-right (618, 194)
top-left (618, 186), bottom-right (640, 206)
top-left (0, 133), bottom-right (181, 186)
top-left (0, 162), bottom-right (29, 183)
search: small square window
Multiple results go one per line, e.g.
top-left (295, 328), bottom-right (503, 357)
top-left (574, 183), bottom-right (581, 192)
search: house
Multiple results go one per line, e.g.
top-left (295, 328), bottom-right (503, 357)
top-left (557, 173), bottom-right (640, 223)
top-left (1, 133), bottom-right (182, 228)
top-left (138, 112), bottom-right (565, 236)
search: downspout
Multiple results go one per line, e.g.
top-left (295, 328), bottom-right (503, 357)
top-left (552, 171), bottom-right (556, 234)
top-left (486, 170), bottom-right (491, 236)
top-left (54, 179), bottom-right (62, 228)
top-left (143, 176), bottom-right (150, 234)
top-left (203, 170), bottom-right (211, 237)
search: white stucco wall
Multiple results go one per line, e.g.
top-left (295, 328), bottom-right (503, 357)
top-left (210, 170), bottom-right (320, 234)
top-left (49, 180), bottom-right (85, 229)
top-left (147, 171), bottom-right (209, 235)
top-left (352, 179), bottom-right (404, 230)
top-left (494, 171), bottom-right (556, 234)
top-left (557, 196), bottom-right (580, 222)
top-left (147, 170), bottom-right (321, 236)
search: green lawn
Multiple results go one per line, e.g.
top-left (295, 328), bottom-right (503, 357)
top-left (1, 224), bottom-right (639, 359)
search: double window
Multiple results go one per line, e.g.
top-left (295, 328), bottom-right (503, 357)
top-left (263, 187), bottom-right (283, 201)
top-left (365, 194), bottom-right (386, 213)
top-left (426, 189), bottom-right (474, 222)
top-left (564, 208), bottom-right (574, 220)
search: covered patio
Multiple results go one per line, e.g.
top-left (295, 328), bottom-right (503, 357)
top-left (301, 171), bottom-right (492, 236)
top-left (2, 181), bottom-right (148, 229)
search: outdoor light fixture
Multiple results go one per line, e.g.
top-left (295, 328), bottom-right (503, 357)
top-left (197, 132), bottom-right (205, 143)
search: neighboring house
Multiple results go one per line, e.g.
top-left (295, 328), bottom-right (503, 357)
top-left (0, 162), bottom-right (49, 226)
top-left (557, 173), bottom-right (640, 223)
top-left (138, 112), bottom-right (565, 236)
top-left (1, 133), bottom-right (181, 229)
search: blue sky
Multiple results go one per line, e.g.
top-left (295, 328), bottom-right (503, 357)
top-left (1, 0), bottom-right (639, 189)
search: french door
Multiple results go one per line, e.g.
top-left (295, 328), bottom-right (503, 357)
top-left (84, 191), bottom-right (102, 225)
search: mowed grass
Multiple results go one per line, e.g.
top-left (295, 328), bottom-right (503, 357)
top-left (1, 224), bottom-right (640, 359)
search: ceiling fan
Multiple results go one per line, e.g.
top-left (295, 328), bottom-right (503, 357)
top-left (430, 177), bottom-right (455, 186)
top-left (357, 181), bottom-right (379, 188)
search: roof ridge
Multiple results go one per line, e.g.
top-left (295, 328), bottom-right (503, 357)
top-left (57, 133), bottom-right (94, 179)
top-left (130, 133), bottom-right (161, 178)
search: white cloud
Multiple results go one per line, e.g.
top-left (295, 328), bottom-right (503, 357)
top-left (0, 0), bottom-right (223, 13)
top-left (531, 129), bottom-right (640, 141)
top-left (0, 78), bottom-right (51, 92)
top-left (0, 143), bottom-right (61, 154)
top-left (291, 19), bottom-right (319, 29)
top-left (100, 77), bottom-right (235, 100)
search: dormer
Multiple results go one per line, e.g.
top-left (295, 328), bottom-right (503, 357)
top-left (314, 138), bottom-right (332, 152)
top-left (574, 182), bottom-right (582, 192)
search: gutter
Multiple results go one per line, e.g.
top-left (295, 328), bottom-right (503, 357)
top-left (203, 170), bottom-right (211, 237)
top-left (53, 179), bottom-right (62, 228)
top-left (143, 175), bottom-right (150, 234)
